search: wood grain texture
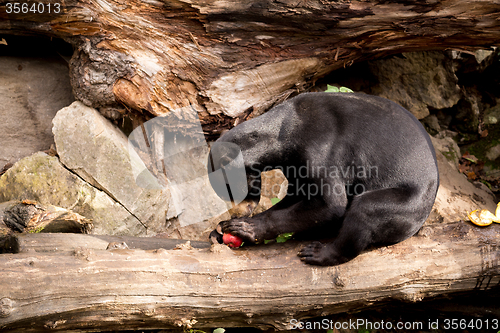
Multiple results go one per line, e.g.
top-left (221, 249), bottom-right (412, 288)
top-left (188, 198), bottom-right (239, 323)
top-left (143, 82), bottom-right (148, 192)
top-left (0, 223), bottom-right (498, 331)
top-left (2, 0), bottom-right (500, 134)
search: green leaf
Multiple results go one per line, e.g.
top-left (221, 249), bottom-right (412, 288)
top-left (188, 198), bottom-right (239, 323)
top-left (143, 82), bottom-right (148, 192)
top-left (276, 232), bottom-right (294, 243)
top-left (481, 180), bottom-right (493, 190)
top-left (325, 84), bottom-right (339, 93)
top-left (339, 86), bottom-right (353, 93)
top-left (213, 329), bottom-right (225, 333)
top-left (326, 84), bottom-right (353, 93)
top-left (28, 226), bottom-right (45, 233)
top-left (464, 157), bottom-right (477, 163)
top-left (264, 232), bottom-right (294, 244)
top-left (270, 197), bottom-right (281, 205)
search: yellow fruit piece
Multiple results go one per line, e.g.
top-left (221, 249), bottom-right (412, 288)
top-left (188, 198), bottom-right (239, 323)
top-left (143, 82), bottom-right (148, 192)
top-left (468, 202), bottom-right (500, 226)
top-left (481, 209), bottom-right (500, 223)
top-left (468, 209), bottom-right (494, 226)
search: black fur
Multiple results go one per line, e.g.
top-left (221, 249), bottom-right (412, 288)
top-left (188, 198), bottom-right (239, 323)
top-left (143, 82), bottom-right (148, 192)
top-left (208, 92), bottom-right (439, 266)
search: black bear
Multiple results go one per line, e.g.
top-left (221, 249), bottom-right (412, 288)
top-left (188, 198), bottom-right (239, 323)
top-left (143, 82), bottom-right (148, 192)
top-left (208, 92), bottom-right (439, 266)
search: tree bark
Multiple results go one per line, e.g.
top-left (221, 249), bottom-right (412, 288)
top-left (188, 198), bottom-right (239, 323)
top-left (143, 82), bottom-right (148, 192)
top-left (0, 223), bottom-right (498, 331)
top-left (2, 0), bottom-right (500, 134)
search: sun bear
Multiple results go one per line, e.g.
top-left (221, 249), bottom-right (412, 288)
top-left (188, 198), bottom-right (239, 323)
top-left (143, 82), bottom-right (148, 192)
top-left (208, 92), bottom-right (439, 266)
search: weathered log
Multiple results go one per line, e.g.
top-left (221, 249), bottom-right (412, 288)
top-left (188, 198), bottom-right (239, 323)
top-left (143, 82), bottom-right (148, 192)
top-left (2, 1), bottom-right (500, 135)
top-left (7, 232), bottom-right (210, 253)
top-left (0, 223), bottom-right (498, 331)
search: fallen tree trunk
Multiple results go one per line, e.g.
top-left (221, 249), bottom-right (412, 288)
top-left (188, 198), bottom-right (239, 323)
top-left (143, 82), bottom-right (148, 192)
top-left (0, 223), bottom-right (498, 331)
top-left (2, 1), bottom-right (500, 134)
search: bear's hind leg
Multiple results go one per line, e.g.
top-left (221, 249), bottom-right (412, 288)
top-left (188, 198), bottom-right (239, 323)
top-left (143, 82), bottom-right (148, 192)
top-left (298, 185), bottom-right (431, 266)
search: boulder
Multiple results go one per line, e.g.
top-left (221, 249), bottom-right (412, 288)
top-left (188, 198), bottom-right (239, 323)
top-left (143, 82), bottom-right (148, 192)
top-left (0, 152), bottom-right (145, 235)
top-left (486, 144), bottom-right (500, 162)
top-left (0, 56), bottom-right (74, 170)
top-left (52, 102), bottom-right (170, 234)
top-left (430, 133), bottom-right (461, 169)
top-left (368, 51), bottom-right (461, 119)
top-left (429, 136), bottom-right (497, 224)
top-left (484, 103), bottom-right (500, 126)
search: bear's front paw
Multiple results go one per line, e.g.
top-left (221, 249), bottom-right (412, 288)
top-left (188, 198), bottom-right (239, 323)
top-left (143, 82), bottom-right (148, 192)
top-left (298, 241), bottom-right (348, 266)
top-left (219, 218), bottom-right (261, 244)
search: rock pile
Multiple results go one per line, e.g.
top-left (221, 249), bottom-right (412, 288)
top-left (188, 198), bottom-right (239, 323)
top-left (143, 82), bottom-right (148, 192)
top-left (0, 102), bottom-right (170, 236)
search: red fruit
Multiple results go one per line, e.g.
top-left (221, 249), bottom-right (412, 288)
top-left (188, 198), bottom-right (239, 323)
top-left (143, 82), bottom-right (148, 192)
top-left (222, 233), bottom-right (243, 248)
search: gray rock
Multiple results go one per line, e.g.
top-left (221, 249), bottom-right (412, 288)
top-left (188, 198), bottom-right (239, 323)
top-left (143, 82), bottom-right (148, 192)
top-left (484, 103), bottom-right (500, 125)
top-left (52, 102), bottom-right (170, 234)
top-left (486, 144), bottom-right (500, 161)
top-left (421, 114), bottom-right (441, 135)
top-left (453, 88), bottom-right (482, 133)
top-left (474, 49), bottom-right (495, 65)
top-left (428, 136), bottom-right (497, 224)
top-left (0, 56), bottom-right (74, 170)
top-left (430, 135), bottom-right (461, 169)
top-left (368, 51), bottom-right (461, 119)
top-left (0, 152), bottom-right (145, 235)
